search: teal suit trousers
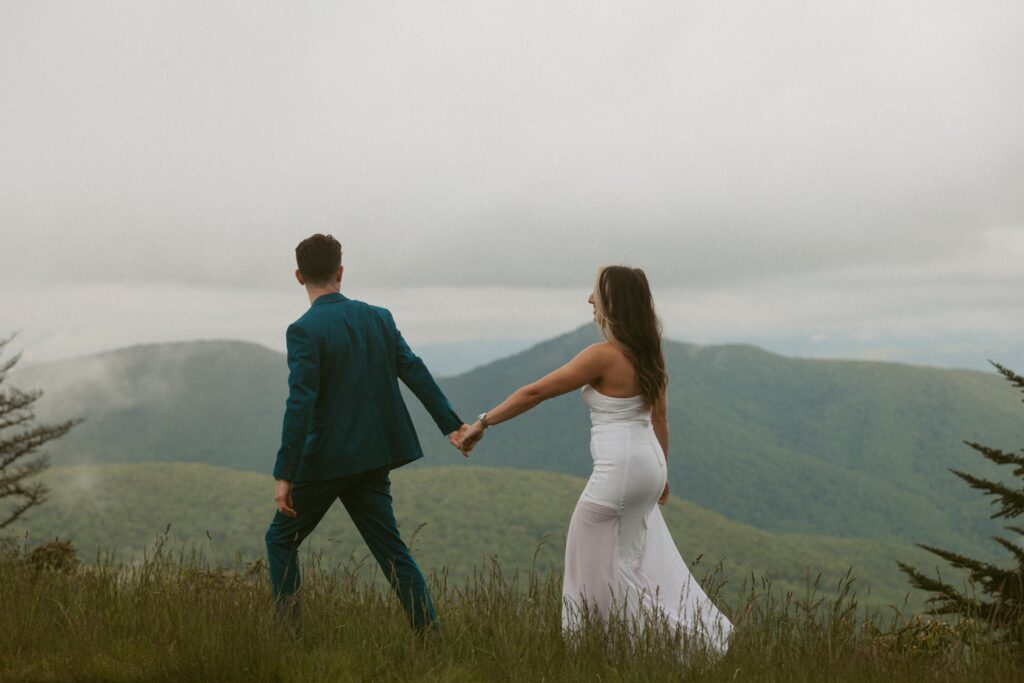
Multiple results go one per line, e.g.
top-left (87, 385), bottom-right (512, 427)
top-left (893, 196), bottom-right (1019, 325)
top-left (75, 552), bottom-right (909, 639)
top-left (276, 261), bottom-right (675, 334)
top-left (264, 467), bottom-right (436, 631)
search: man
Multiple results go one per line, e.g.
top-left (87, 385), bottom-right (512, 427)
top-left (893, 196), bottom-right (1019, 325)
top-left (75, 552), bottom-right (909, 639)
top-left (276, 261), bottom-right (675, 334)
top-left (265, 233), bottom-right (467, 633)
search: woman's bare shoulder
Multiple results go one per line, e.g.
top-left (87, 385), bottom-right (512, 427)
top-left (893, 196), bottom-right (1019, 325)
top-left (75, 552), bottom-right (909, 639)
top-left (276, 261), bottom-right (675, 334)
top-left (582, 341), bottom-right (619, 358)
top-left (581, 341), bottom-right (634, 369)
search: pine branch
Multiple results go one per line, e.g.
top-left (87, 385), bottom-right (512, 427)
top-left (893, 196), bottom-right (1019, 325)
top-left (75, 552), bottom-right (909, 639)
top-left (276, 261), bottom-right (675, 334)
top-left (0, 386), bottom-right (41, 415)
top-left (0, 385), bottom-right (40, 433)
top-left (916, 543), bottom-right (1014, 588)
top-left (0, 335), bottom-right (77, 532)
top-left (0, 419), bottom-right (79, 471)
top-left (0, 410), bottom-right (36, 433)
top-left (993, 536), bottom-right (1024, 566)
top-left (989, 361), bottom-right (1024, 399)
top-left (902, 362), bottom-right (1024, 625)
top-left (0, 455), bottom-right (48, 489)
top-left (0, 349), bottom-right (21, 384)
top-left (949, 469), bottom-right (1024, 519)
top-left (898, 561), bottom-right (964, 600)
top-left (0, 478), bottom-right (47, 530)
top-left (963, 441), bottom-right (1024, 477)
top-left (897, 561), bottom-right (980, 615)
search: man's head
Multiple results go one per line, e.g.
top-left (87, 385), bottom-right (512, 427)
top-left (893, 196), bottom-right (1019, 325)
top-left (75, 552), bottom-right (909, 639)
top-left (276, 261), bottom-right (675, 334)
top-left (294, 234), bottom-right (343, 290)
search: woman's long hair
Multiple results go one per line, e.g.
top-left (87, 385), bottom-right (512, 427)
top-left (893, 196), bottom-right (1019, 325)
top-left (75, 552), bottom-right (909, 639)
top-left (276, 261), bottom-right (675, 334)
top-left (592, 265), bottom-right (667, 408)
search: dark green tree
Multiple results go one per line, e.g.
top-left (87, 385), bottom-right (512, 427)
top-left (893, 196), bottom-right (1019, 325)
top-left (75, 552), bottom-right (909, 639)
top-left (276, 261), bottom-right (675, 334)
top-left (898, 362), bottom-right (1024, 632)
top-left (0, 336), bottom-right (80, 530)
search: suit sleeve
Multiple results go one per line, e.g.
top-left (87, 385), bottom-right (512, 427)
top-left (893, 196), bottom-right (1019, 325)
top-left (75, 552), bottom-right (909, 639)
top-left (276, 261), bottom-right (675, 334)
top-left (385, 311), bottom-right (462, 436)
top-left (273, 323), bottom-right (320, 480)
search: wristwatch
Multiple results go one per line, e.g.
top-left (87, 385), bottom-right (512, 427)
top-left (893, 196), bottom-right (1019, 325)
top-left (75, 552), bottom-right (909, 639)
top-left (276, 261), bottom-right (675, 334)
top-left (477, 412), bottom-right (490, 429)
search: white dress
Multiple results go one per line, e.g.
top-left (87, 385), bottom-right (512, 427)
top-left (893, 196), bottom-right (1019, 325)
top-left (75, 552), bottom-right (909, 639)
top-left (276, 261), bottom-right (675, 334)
top-left (561, 384), bottom-right (732, 653)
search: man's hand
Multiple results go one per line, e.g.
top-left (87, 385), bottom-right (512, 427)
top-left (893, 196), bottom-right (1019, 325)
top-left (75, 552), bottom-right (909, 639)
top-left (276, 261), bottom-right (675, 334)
top-left (658, 481), bottom-right (670, 505)
top-left (459, 421), bottom-right (485, 457)
top-left (448, 424), bottom-right (467, 449)
top-left (275, 477), bottom-right (297, 517)
top-left (448, 424), bottom-right (471, 456)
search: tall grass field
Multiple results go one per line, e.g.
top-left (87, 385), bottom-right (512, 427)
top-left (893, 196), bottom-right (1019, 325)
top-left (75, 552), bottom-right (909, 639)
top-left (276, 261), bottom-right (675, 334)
top-left (1, 537), bottom-right (1020, 683)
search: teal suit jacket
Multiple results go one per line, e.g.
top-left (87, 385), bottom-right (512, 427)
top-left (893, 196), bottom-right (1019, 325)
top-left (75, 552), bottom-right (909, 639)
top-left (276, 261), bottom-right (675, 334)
top-left (273, 292), bottom-right (462, 482)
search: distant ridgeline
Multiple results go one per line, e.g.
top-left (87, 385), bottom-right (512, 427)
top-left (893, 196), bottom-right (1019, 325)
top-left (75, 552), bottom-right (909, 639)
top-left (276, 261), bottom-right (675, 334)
top-left (11, 325), bottom-right (1021, 605)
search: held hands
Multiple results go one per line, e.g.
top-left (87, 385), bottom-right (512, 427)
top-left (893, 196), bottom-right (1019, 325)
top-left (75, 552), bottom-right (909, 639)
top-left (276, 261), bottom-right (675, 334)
top-left (459, 421), bottom-right (485, 455)
top-left (448, 422), bottom-right (485, 458)
top-left (448, 425), bottom-right (469, 456)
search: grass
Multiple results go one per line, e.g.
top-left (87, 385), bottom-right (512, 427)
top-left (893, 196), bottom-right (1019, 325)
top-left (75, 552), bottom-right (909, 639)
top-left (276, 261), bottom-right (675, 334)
top-left (1, 537), bottom-right (1020, 683)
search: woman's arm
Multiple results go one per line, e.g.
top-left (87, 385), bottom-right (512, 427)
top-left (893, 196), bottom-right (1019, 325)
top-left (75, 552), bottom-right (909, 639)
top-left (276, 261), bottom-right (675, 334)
top-left (652, 388), bottom-right (670, 504)
top-left (652, 388), bottom-right (668, 461)
top-left (459, 344), bottom-right (609, 453)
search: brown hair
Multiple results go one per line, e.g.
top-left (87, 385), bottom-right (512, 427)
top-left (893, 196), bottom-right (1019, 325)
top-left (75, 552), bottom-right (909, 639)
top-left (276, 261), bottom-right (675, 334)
top-left (592, 266), bottom-right (667, 408)
top-left (295, 234), bottom-right (342, 285)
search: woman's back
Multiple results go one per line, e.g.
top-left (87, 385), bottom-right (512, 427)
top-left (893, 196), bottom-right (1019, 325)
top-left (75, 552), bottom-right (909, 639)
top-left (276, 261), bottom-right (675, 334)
top-left (588, 342), bottom-right (644, 399)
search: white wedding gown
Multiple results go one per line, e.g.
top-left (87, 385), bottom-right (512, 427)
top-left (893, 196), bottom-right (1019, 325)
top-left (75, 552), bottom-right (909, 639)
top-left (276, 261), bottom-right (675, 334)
top-left (561, 385), bottom-right (732, 653)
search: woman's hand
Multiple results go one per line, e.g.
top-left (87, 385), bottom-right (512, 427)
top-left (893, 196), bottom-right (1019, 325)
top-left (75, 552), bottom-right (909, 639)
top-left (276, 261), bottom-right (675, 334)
top-left (658, 481), bottom-right (669, 505)
top-left (460, 421), bottom-right (485, 456)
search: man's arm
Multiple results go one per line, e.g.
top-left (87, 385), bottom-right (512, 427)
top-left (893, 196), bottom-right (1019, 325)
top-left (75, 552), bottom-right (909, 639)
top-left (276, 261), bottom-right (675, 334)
top-left (384, 310), bottom-right (462, 436)
top-left (273, 323), bottom-right (320, 481)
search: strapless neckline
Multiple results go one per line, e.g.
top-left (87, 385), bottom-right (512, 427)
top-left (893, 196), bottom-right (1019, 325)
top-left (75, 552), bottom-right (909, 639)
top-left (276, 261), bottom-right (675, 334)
top-left (583, 384), bottom-right (643, 401)
top-left (581, 384), bottom-right (650, 426)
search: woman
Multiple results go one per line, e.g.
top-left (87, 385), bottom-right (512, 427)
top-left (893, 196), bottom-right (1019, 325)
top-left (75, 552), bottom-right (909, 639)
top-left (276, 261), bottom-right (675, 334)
top-left (458, 266), bottom-right (732, 652)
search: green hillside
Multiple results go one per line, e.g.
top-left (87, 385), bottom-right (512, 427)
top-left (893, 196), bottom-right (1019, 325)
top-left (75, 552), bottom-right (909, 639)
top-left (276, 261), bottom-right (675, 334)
top-left (7, 463), bottom-right (938, 610)
top-left (14, 341), bottom-right (287, 469)
top-left (15, 327), bottom-right (1022, 561)
top-left (410, 326), bottom-right (1021, 557)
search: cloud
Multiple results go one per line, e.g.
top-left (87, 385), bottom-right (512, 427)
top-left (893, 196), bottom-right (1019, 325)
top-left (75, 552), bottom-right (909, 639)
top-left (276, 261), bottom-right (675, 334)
top-left (1, 0), bottom-right (1021, 293)
top-left (1, 2), bottom-right (1021, 372)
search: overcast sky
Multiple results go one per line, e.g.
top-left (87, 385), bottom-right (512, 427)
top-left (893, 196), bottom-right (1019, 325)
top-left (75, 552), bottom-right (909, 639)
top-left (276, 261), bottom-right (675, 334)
top-left (2, 1), bottom-right (1022, 371)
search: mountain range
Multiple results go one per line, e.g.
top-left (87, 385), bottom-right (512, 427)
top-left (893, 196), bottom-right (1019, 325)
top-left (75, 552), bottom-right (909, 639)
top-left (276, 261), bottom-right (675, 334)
top-left (17, 325), bottom-right (1020, 546)
top-left (10, 323), bottom-right (1022, 607)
